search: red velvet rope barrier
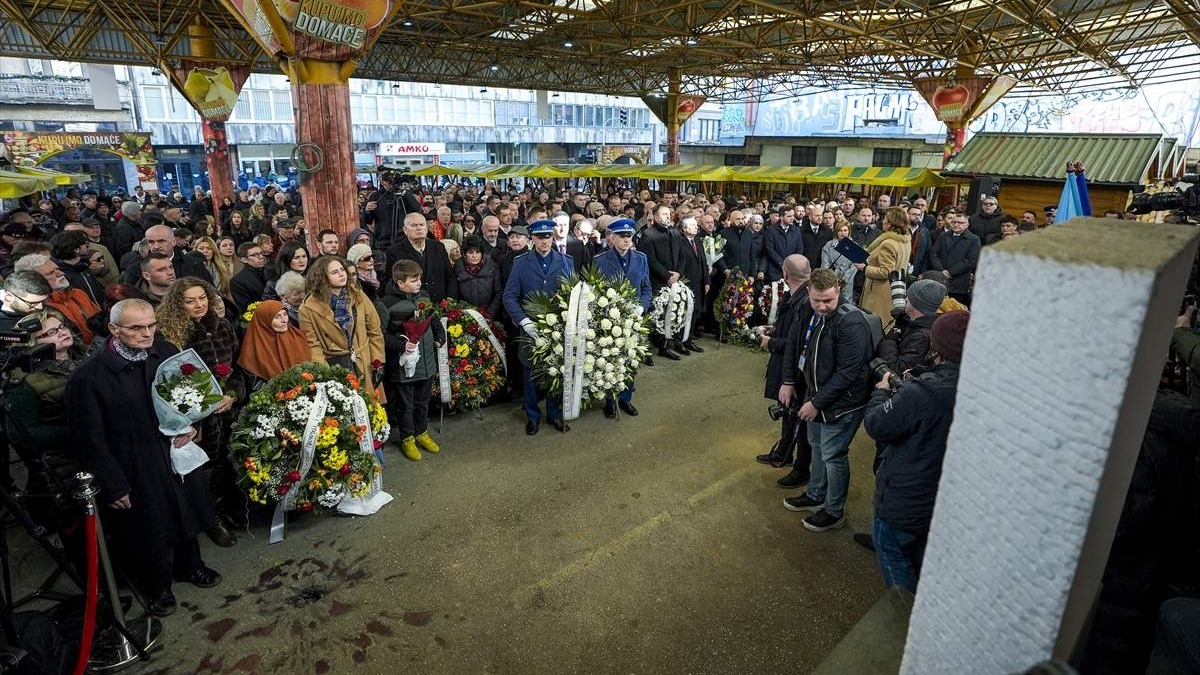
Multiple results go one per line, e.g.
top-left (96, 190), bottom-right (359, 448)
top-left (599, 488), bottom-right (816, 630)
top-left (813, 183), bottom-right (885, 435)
top-left (72, 513), bottom-right (98, 675)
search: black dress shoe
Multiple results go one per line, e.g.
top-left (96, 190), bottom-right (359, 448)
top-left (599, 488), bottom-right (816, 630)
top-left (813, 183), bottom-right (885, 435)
top-left (674, 340), bottom-right (692, 355)
top-left (549, 418), bottom-right (570, 432)
top-left (180, 565), bottom-right (222, 589)
top-left (643, 355), bottom-right (655, 366)
top-left (683, 341), bottom-right (704, 353)
top-left (604, 405), bottom-right (617, 419)
top-left (776, 470), bottom-right (811, 489)
top-left (206, 520), bottom-right (237, 548)
top-left (658, 347), bottom-right (681, 361)
top-left (617, 400), bottom-right (638, 416)
top-left (148, 590), bottom-right (176, 617)
top-left (853, 533), bottom-right (876, 552)
top-left (526, 420), bottom-right (539, 435)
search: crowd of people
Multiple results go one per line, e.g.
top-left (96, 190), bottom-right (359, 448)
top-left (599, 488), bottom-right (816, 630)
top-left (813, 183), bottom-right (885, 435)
top-left (3, 176), bottom-right (1194, 673)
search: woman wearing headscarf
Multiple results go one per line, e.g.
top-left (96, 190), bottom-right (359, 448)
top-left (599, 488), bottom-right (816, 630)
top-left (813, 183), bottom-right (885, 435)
top-left (237, 299), bottom-right (309, 389)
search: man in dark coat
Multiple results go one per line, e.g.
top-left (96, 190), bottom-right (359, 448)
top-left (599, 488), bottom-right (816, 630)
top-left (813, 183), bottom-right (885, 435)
top-left (229, 242), bottom-right (269, 313)
top-left (719, 210), bottom-right (760, 277)
top-left (675, 216), bottom-right (708, 354)
top-left (120, 225), bottom-right (211, 286)
top-left (386, 213), bottom-right (457, 302)
top-left (928, 211), bottom-right (981, 306)
top-left (762, 208), bottom-right (803, 282)
top-left (637, 204), bottom-right (684, 360)
top-left (968, 196), bottom-right (1004, 244)
top-left (799, 215), bottom-right (833, 273)
top-left (364, 172), bottom-right (423, 250)
top-left (65, 299), bottom-right (221, 618)
top-left (759, 255), bottom-right (813, 489)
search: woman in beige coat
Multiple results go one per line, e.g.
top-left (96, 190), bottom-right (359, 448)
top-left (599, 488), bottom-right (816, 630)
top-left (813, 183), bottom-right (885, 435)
top-left (299, 255), bottom-right (386, 397)
top-left (856, 207), bottom-right (912, 330)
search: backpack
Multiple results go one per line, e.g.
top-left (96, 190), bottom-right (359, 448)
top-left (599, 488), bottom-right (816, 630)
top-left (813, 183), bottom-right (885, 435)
top-left (837, 304), bottom-right (884, 354)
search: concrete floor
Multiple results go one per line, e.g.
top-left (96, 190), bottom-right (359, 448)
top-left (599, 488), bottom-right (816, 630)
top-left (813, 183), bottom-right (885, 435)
top-left (40, 340), bottom-right (886, 674)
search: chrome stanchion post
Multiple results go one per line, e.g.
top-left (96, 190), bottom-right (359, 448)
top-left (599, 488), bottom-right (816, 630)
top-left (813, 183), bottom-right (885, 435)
top-left (73, 472), bottom-right (162, 672)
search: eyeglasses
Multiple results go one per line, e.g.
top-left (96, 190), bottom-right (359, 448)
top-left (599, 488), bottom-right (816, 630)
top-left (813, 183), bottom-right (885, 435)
top-left (358, 255), bottom-right (374, 262)
top-left (39, 325), bottom-right (66, 338)
top-left (10, 293), bottom-right (45, 308)
top-left (115, 322), bottom-right (157, 333)
top-left (245, 252), bottom-right (265, 259)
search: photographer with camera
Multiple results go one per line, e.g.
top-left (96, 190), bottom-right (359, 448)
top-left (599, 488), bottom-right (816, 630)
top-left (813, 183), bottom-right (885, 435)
top-left (758, 255), bottom-right (813, 489)
top-left (0, 271), bottom-right (52, 332)
top-left (876, 278), bottom-right (946, 378)
top-left (863, 310), bottom-right (969, 593)
top-left (365, 172), bottom-right (423, 251)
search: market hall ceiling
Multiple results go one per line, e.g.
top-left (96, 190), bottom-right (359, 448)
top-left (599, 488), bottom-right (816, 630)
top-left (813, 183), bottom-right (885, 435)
top-left (0, 0), bottom-right (1198, 100)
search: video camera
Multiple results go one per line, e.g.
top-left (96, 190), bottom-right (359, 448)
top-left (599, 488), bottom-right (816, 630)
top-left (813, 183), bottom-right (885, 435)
top-left (1128, 175), bottom-right (1200, 221)
top-left (0, 321), bottom-right (53, 378)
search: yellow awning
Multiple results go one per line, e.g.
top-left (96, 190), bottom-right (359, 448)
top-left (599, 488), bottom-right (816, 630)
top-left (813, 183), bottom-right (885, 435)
top-left (0, 169), bottom-right (57, 197)
top-left (13, 165), bottom-right (92, 185)
top-left (408, 163), bottom-right (475, 177)
top-left (799, 167), bottom-right (945, 188)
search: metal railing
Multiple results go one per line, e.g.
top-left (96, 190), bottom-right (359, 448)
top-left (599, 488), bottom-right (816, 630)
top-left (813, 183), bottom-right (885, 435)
top-left (0, 76), bottom-right (93, 105)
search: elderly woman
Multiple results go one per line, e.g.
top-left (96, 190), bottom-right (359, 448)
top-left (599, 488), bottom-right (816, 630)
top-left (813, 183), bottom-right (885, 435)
top-left (346, 243), bottom-right (381, 300)
top-left (237, 299), bottom-right (309, 390)
top-left (274, 271), bottom-right (306, 327)
top-left (856, 206), bottom-right (912, 329)
top-left (155, 277), bottom-right (244, 547)
top-left (454, 237), bottom-right (502, 318)
top-left (298, 255), bottom-right (385, 398)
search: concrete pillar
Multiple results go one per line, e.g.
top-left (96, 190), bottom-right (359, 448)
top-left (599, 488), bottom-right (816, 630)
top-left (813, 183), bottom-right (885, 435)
top-left (901, 218), bottom-right (1200, 673)
top-left (287, 60), bottom-right (359, 244)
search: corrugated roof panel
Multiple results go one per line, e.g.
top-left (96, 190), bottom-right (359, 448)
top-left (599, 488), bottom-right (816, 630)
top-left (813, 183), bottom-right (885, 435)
top-left (944, 132), bottom-right (1163, 185)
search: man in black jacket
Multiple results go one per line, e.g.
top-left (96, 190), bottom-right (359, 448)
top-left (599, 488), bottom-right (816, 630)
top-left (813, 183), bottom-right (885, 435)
top-left (876, 279), bottom-right (944, 375)
top-left (968, 196), bottom-right (1003, 244)
top-left (719, 209), bottom-right (760, 278)
top-left (637, 204), bottom-right (684, 360)
top-left (863, 310), bottom-right (969, 592)
top-left (364, 173), bottom-right (423, 250)
top-left (120, 225), bottom-right (210, 286)
top-left (799, 214), bottom-right (833, 273)
top-left (778, 268), bottom-right (873, 533)
top-left (928, 210), bottom-right (980, 306)
top-left (229, 242), bottom-right (269, 313)
top-left (385, 212), bottom-right (457, 302)
top-left (758, 255), bottom-right (813, 489)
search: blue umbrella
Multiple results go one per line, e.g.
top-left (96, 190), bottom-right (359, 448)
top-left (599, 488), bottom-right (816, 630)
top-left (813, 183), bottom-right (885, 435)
top-left (1055, 164), bottom-right (1083, 224)
top-left (1073, 162), bottom-right (1092, 216)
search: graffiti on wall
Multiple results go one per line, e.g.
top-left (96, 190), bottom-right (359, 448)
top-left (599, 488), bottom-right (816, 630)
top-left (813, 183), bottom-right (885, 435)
top-left (717, 83), bottom-right (1200, 146)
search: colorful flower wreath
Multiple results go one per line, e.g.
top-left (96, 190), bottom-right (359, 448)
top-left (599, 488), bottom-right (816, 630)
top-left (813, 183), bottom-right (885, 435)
top-left (716, 269), bottom-right (760, 348)
top-left (433, 298), bottom-right (508, 409)
top-left (230, 363), bottom-right (389, 513)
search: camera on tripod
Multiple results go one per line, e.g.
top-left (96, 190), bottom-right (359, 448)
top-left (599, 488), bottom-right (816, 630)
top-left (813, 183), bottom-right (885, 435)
top-left (869, 357), bottom-right (903, 392)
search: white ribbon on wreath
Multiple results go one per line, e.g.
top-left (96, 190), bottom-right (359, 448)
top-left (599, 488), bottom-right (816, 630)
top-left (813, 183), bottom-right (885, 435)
top-left (766, 280), bottom-right (785, 326)
top-left (269, 381), bottom-right (392, 544)
top-left (652, 283), bottom-right (695, 341)
top-left (464, 308), bottom-right (507, 374)
top-left (436, 317), bottom-right (452, 404)
top-left (562, 281), bottom-right (591, 421)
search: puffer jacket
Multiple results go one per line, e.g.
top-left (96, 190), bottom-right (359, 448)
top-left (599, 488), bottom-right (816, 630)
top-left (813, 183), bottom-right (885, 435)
top-left (381, 290), bottom-right (447, 384)
top-left (454, 257), bottom-right (502, 319)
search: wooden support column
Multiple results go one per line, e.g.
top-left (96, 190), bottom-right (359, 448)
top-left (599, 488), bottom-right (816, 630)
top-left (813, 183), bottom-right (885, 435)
top-left (902, 219), bottom-right (1200, 672)
top-left (287, 59), bottom-right (359, 245)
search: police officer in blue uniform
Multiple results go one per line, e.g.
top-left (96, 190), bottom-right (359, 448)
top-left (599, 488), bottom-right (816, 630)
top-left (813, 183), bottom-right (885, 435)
top-left (592, 218), bottom-right (652, 419)
top-left (503, 219), bottom-right (575, 435)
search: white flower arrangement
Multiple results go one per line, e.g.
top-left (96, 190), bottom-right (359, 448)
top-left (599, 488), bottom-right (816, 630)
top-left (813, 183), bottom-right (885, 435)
top-left (650, 283), bottom-right (695, 338)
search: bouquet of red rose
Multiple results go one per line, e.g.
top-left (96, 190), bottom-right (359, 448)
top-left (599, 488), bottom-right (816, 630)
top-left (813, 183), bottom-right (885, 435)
top-left (151, 348), bottom-right (226, 476)
top-left (399, 297), bottom-right (437, 378)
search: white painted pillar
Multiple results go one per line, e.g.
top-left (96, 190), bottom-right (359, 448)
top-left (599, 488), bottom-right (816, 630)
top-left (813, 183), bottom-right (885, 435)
top-left (902, 218), bottom-right (1200, 674)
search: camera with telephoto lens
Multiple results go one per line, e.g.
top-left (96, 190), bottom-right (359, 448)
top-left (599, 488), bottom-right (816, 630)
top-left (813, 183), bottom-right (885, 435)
top-left (1129, 176), bottom-right (1199, 221)
top-left (889, 270), bottom-right (907, 319)
top-left (767, 403), bottom-right (791, 421)
top-left (0, 320), bottom-right (53, 377)
top-left (869, 357), bottom-right (903, 392)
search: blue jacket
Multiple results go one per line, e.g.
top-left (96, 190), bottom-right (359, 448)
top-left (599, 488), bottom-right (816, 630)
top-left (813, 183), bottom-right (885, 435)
top-left (502, 249), bottom-right (574, 324)
top-left (593, 248), bottom-right (653, 311)
top-left (763, 224), bottom-right (803, 281)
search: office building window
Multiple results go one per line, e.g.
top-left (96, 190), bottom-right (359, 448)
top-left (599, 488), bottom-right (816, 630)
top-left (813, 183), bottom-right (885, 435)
top-left (142, 86), bottom-right (167, 119)
top-left (790, 146), bottom-right (818, 166)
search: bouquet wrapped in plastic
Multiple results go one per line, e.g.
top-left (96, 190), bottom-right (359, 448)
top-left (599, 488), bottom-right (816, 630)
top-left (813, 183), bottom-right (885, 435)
top-left (151, 348), bottom-right (225, 476)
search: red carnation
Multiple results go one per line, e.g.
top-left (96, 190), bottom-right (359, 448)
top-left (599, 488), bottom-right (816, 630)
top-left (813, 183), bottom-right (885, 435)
top-left (214, 363), bottom-right (232, 378)
top-left (339, 463), bottom-right (352, 476)
top-left (287, 470), bottom-right (301, 482)
top-left (297, 502), bottom-right (314, 513)
top-left (179, 363), bottom-right (198, 376)
top-left (373, 440), bottom-right (383, 450)
top-left (417, 302), bottom-right (427, 310)
top-left (372, 359), bottom-right (382, 369)
top-left (447, 310), bottom-right (462, 320)
top-left (276, 484), bottom-right (290, 495)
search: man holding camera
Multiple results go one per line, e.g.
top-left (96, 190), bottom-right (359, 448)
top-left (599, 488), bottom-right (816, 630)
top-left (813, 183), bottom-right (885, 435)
top-left (759, 255), bottom-right (813, 489)
top-left (863, 310), bottom-right (969, 592)
top-left (0, 271), bottom-right (52, 332)
top-left (365, 172), bottom-right (423, 251)
top-left (778, 268), bottom-right (874, 533)
top-left (876, 279), bottom-right (946, 377)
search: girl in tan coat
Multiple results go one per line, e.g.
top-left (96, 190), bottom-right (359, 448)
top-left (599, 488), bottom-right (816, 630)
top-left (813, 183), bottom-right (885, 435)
top-left (299, 255), bottom-right (386, 398)
top-left (856, 207), bottom-right (912, 330)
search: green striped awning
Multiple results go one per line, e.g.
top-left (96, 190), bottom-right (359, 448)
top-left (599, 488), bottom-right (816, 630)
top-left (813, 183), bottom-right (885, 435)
top-left (944, 133), bottom-right (1162, 186)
